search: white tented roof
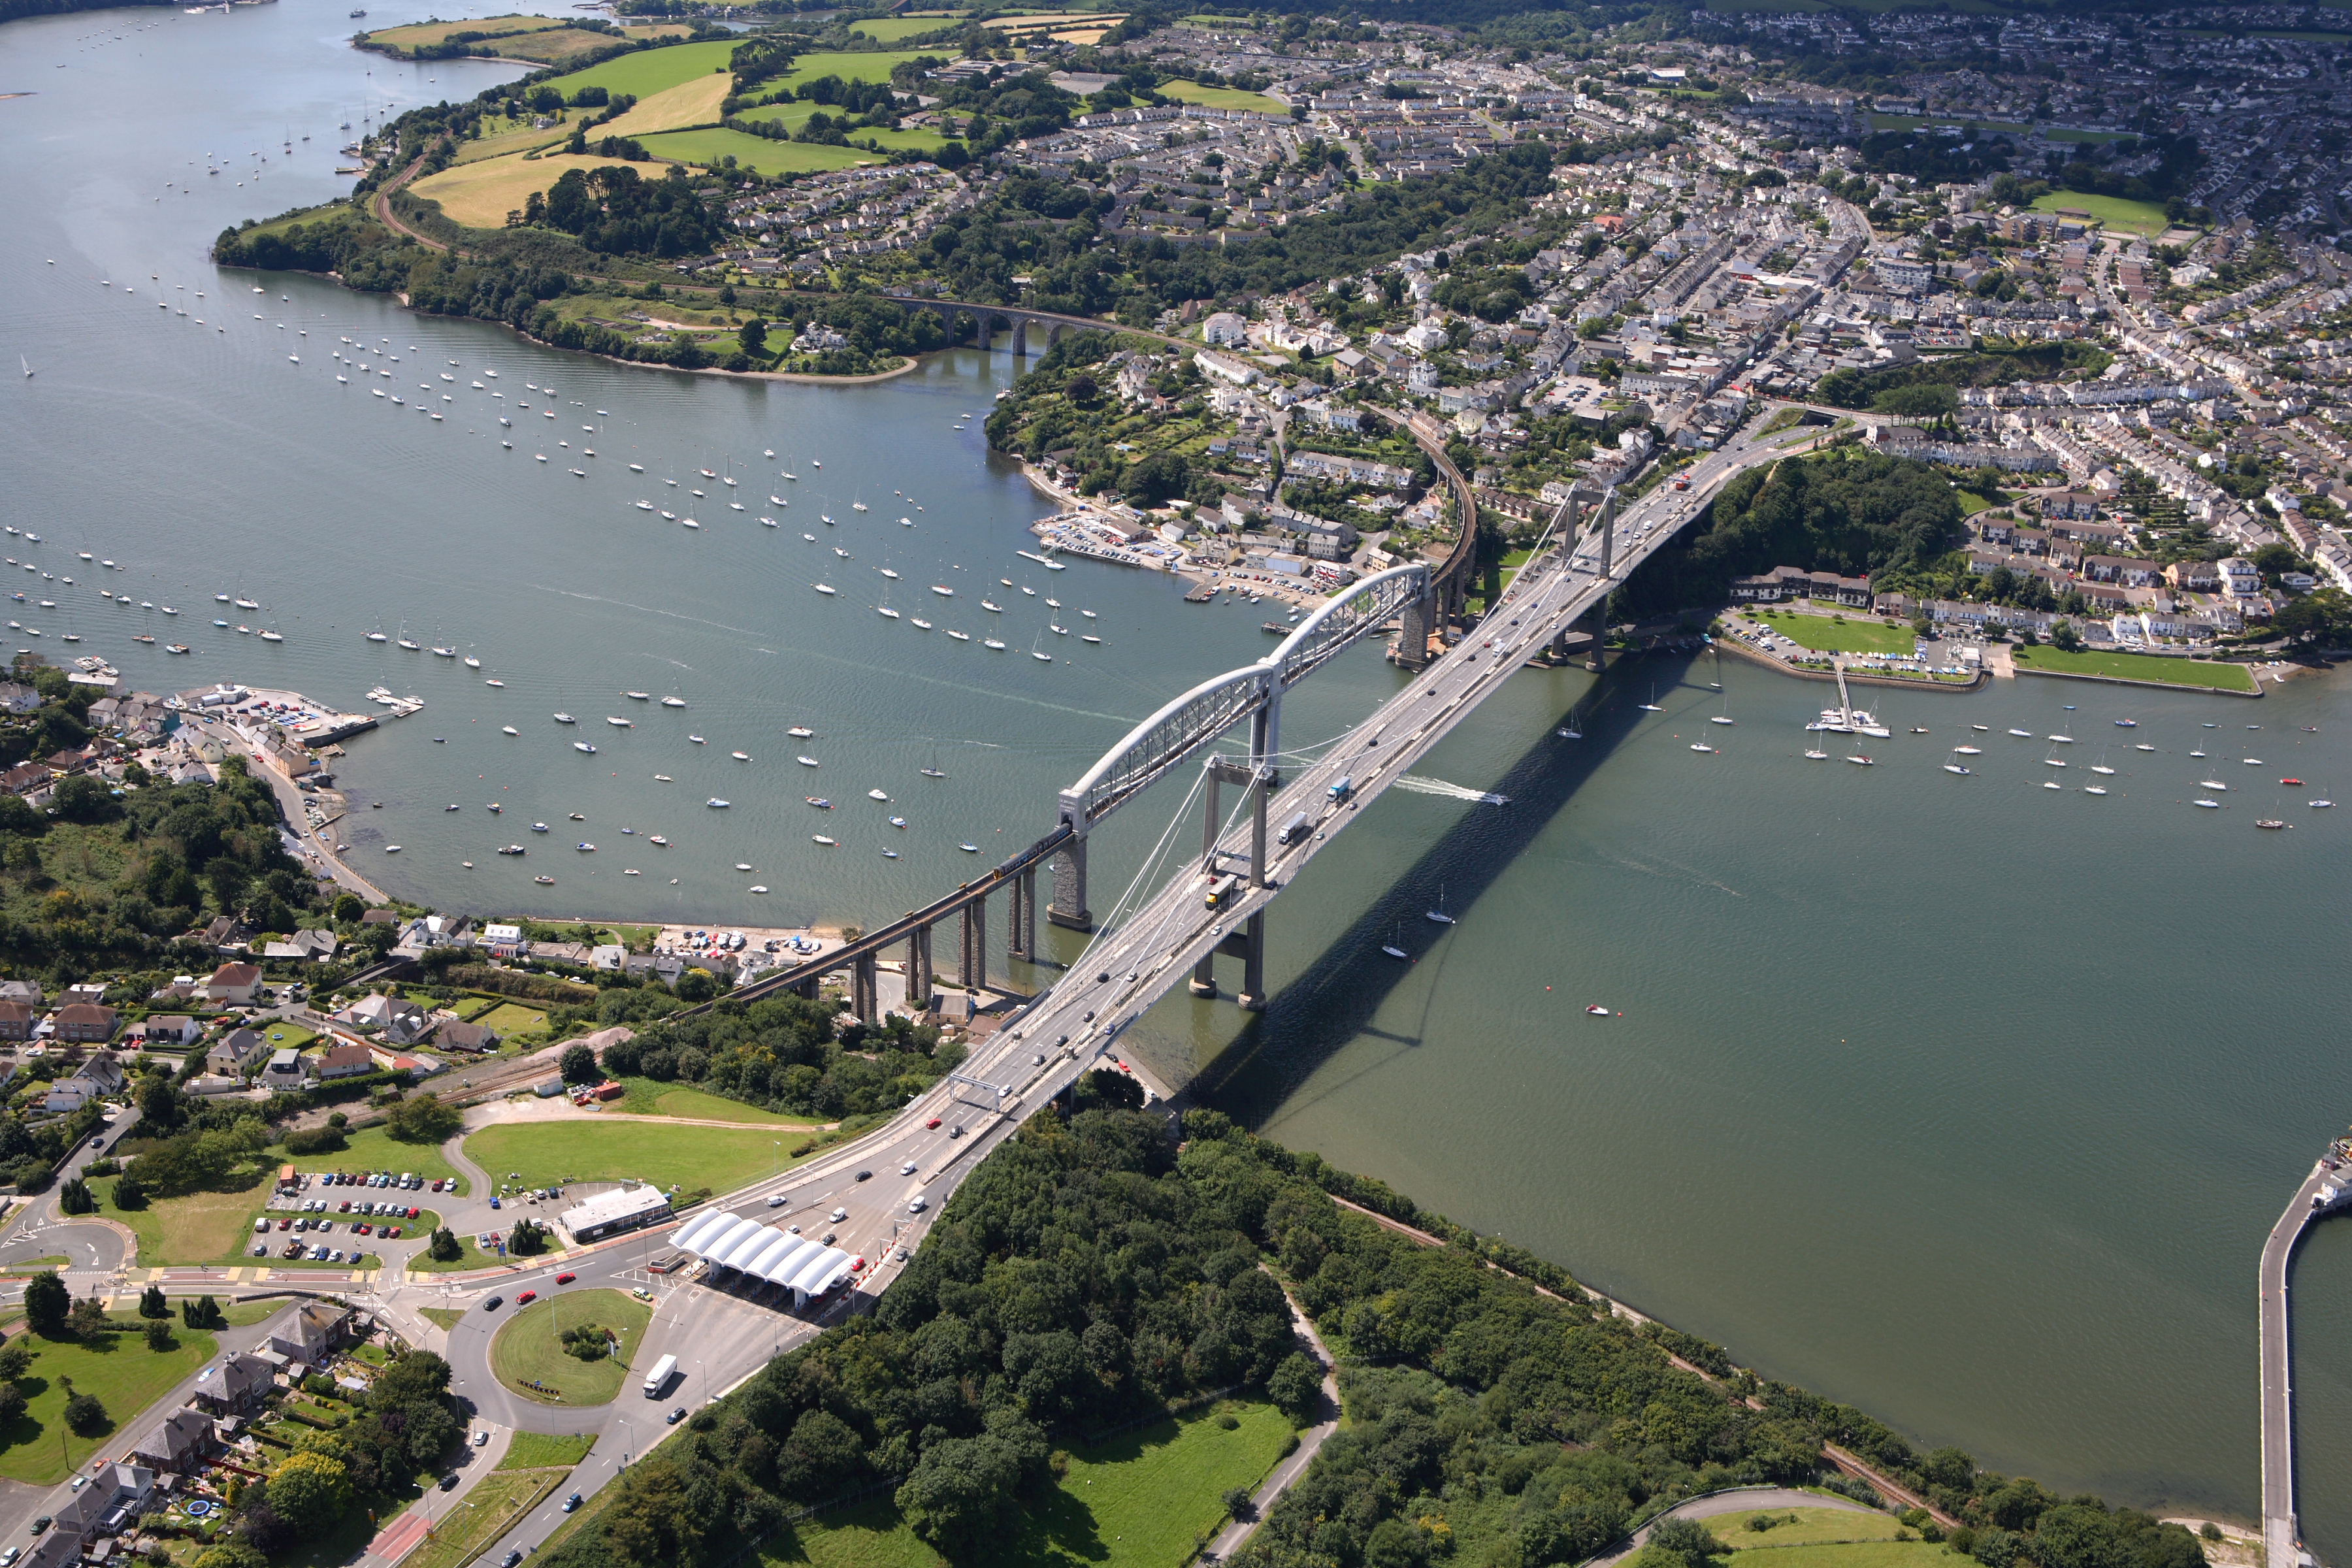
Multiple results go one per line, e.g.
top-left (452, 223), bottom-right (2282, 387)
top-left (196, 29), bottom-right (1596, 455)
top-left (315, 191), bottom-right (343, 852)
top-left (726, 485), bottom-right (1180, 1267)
top-left (742, 1231), bottom-right (805, 1279)
top-left (670, 1210), bottom-right (734, 1252)
top-left (670, 1213), bottom-right (855, 1300)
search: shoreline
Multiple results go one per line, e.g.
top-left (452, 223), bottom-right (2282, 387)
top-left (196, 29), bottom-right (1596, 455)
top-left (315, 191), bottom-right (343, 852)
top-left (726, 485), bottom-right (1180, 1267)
top-left (1714, 633), bottom-right (1989, 693)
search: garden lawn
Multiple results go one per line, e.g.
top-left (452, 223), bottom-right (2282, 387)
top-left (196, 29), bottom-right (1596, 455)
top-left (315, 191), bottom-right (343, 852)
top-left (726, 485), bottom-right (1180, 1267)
top-left (500, 1431), bottom-right (596, 1470)
top-left (0, 1327), bottom-right (218, 1483)
top-left (410, 153), bottom-right (681, 231)
top-left (767, 1397), bottom-right (1292, 1568)
top-left (464, 1119), bottom-right (805, 1196)
top-left (1751, 612), bottom-right (1917, 655)
top-left (1158, 78), bottom-right (1286, 113)
top-left (2029, 191), bottom-right (2171, 237)
top-left (403, 1470), bottom-right (565, 1568)
top-left (297, 1123), bottom-right (468, 1192)
top-left (1706, 1507), bottom-right (1902, 1548)
top-left (488, 1289), bottom-right (651, 1406)
top-left (634, 129), bottom-right (890, 176)
top-left (476, 1001), bottom-right (554, 1038)
top-left (542, 38), bottom-right (738, 99)
top-left (2011, 645), bottom-right (2257, 692)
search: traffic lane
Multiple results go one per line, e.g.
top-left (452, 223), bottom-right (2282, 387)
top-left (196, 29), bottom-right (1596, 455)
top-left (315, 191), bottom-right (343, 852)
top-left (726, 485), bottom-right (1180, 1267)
top-left (440, 1252), bottom-right (680, 1433)
top-left (0, 1222), bottom-right (127, 1273)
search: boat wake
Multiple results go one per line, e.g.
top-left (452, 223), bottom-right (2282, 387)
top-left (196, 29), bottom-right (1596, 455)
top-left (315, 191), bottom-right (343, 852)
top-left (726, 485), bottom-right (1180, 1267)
top-left (1396, 774), bottom-right (1509, 806)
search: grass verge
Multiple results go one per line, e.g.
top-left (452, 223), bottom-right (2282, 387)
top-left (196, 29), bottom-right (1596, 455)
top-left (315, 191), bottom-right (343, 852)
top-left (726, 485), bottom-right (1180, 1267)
top-left (1706, 1507), bottom-right (1903, 1548)
top-left (487, 1288), bottom-right (652, 1406)
top-left (500, 1431), bottom-right (596, 1470)
top-left (464, 1118), bottom-right (813, 1197)
top-left (420, 1307), bottom-right (467, 1332)
top-left (403, 1470), bottom-right (564, 1568)
top-left (2010, 645), bottom-right (2258, 692)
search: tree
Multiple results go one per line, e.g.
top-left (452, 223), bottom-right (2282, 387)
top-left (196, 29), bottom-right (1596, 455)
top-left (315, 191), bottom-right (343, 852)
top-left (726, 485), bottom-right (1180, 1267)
top-left (1222, 1486), bottom-right (1255, 1521)
top-left (110, 1171), bottom-right (147, 1210)
top-left (183, 1296), bottom-right (225, 1330)
top-left (56, 1178), bottom-right (93, 1215)
top-left (60, 1378), bottom-right (108, 1436)
top-left (138, 1284), bottom-right (169, 1320)
top-left (559, 1043), bottom-right (598, 1084)
top-left (0, 1342), bottom-right (32, 1383)
top-left (429, 1227), bottom-right (463, 1263)
top-left (66, 1297), bottom-right (109, 1339)
top-left (738, 318), bottom-right (767, 355)
top-left (674, 968), bottom-right (717, 1004)
top-left (145, 1320), bottom-right (176, 1352)
top-left (385, 1095), bottom-right (461, 1145)
top-left (265, 1452), bottom-right (354, 1535)
top-left (0, 1382), bottom-right (25, 1426)
top-left (1267, 1351), bottom-right (1322, 1422)
top-left (508, 1218), bottom-right (551, 1256)
top-left (22, 1273), bottom-right (65, 1335)
top-left (2050, 619), bottom-right (2081, 651)
top-left (894, 1431), bottom-right (1034, 1554)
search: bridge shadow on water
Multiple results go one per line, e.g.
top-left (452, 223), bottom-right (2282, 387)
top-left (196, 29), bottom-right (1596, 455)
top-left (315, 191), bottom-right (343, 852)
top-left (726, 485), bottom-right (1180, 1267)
top-left (1176, 647), bottom-right (1706, 1127)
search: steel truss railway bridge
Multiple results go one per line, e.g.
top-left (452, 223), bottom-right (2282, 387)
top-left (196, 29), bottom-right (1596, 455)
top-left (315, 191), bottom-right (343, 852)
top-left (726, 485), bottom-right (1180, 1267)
top-left (713, 414), bottom-right (1805, 1044)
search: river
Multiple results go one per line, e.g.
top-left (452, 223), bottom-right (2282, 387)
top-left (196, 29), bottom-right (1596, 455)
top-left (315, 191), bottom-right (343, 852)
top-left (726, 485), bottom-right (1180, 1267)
top-left (5, 2), bottom-right (2351, 1549)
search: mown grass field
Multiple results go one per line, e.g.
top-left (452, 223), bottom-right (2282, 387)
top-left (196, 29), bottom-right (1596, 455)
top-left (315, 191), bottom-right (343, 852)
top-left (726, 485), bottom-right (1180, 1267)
top-left (1750, 612), bottom-right (1918, 656)
top-left (499, 1431), bottom-right (596, 1470)
top-left (541, 39), bottom-right (739, 99)
top-left (730, 100), bottom-right (955, 155)
top-left (849, 16), bottom-right (954, 40)
top-left (294, 1123), bottom-right (468, 1191)
top-left (610, 1078), bottom-right (816, 1124)
top-left (93, 1171), bottom-right (268, 1266)
top-left (410, 153), bottom-right (683, 229)
top-left (764, 1398), bottom-right (1292, 1568)
top-left (2011, 645), bottom-right (2258, 692)
top-left (2029, 191), bottom-right (2172, 237)
top-left (453, 118), bottom-right (571, 167)
top-left (1158, 78), bottom-right (1285, 113)
top-left (774, 50), bottom-right (938, 91)
top-left (0, 1327), bottom-right (219, 1483)
top-left (1705, 1507), bottom-right (1903, 1548)
top-left (599, 74), bottom-right (733, 137)
top-left (465, 1118), bottom-right (800, 1196)
top-left (489, 1288), bottom-right (651, 1405)
top-left (1702, 1544), bottom-right (1952, 1568)
top-left (476, 1001), bottom-right (553, 1037)
top-left (636, 129), bottom-right (883, 176)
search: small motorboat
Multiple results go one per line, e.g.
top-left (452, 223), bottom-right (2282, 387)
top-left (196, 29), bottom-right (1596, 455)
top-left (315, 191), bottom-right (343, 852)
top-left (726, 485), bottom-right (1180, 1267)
top-left (732, 751), bottom-right (751, 762)
top-left (2194, 799), bottom-right (2221, 809)
top-left (868, 789), bottom-right (889, 802)
top-left (384, 845), bottom-right (401, 853)
top-left (798, 755), bottom-right (819, 767)
top-left (750, 885), bottom-right (769, 894)
top-left (2116, 719), bottom-right (2138, 728)
top-left (574, 742), bottom-right (596, 754)
top-left (1689, 743), bottom-right (1714, 753)
top-left (1585, 1004), bottom-right (1611, 1016)
top-left (486, 679), bottom-right (505, 688)
top-left (708, 798), bottom-right (730, 808)
top-left (2281, 777), bottom-right (2304, 787)
top-left (497, 845), bottom-right (524, 857)
top-left (735, 862), bottom-right (753, 872)
top-left (653, 774), bottom-right (672, 782)
top-left (649, 835), bottom-right (670, 846)
top-left (788, 727), bottom-right (814, 738)
top-left (889, 815), bottom-right (906, 828)
top-left (689, 734), bottom-right (707, 745)
top-left (959, 843), bottom-right (979, 853)
top-left (553, 713), bottom-right (576, 725)
top-left (807, 797), bottom-right (832, 809)
top-left (534, 875), bottom-right (555, 885)
top-left (532, 823), bottom-right (550, 833)
top-left (811, 834), bottom-right (836, 846)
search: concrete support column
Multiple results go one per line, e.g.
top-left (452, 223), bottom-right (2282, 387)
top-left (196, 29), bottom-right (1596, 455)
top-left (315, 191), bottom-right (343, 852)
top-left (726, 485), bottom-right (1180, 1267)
top-left (1237, 910), bottom-right (1266, 1011)
top-left (1048, 835), bottom-right (1092, 930)
top-left (1584, 600), bottom-right (1609, 674)
top-left (959, 897), bottom-right (986, 991)
top-left (1013, 319), bottom-right (1029, 356)
top-left (905, 926), bottom-right (933, 1014)
top-left (1007, 869), bottom-right (1037, 964)
top-left (851, 953), bottom-right (878, 1024)
top-left (1549, 627), bottom-right (1570, 662)
top-left (1247, 768), bottom-right (1269, 890)
top-left (1249, 687), bottom-right (1281, 780)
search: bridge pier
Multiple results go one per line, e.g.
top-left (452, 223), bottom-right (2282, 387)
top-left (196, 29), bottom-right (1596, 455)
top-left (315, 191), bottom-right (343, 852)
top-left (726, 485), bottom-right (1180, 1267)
top-left (1013, 319), bottom-right (1028, 356)
top-left (851, 952), bottom-right (879, 1024)
top-left (1192, 757), bottom-right (1272, 1002)
top-left (959, 896), bottom-right (987, 991)
top-left (1048, 835), bottom-right (1092, 930)
top-left (1007, 868), bottom-right (1037, 964)
top-left (905, 925), bottom-right (934, 1014)
top-left (1394, 587), bottom-right (1437, 668)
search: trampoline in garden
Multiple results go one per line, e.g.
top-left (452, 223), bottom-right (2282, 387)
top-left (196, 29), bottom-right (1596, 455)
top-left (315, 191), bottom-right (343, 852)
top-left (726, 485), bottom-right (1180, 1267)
top-left (183, 1500), bottom-right (216, 1518)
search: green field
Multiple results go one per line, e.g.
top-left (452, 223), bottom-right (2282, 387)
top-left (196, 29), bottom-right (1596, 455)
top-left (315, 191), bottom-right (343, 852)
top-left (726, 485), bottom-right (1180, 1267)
top-left (1956, 490), bottom-right (1999, 516)
top-left (766, 1397), bottom-right (1292, 1568)
top-left (1706, 1507), bottom-right (1903, 1548)
top-left (1158, 78), bottom-right (1286, 114)
top-left (0, 1327), bottom-right (219, 1483)
top-left (499, 1431), bottom-right (596, 1471)
top-left (612, 1078), bottom-right (817, 1124)
top-left (539, 38), bottom-right (739, 100)
top-left (1750, 611), bottom-right (1918, 655)
top-left (465, 1118), bottom-right (806, 1198)
top-left (849, 16), bottom-right (953, 40)
top-left (2029, 191), bottom-right (2172, 238)
top-left (634, 129), bottom-right (887, 176)
top-left (1701, 1544), bottom-right (1952, 1568)
top-left (488, 1288), bottom-right (652, 1406)
top-left (2011, 645), bottom-right (2259, 692)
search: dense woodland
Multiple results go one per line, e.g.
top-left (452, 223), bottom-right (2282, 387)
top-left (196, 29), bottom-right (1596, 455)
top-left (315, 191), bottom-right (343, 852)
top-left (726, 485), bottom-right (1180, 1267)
top-left (593, 988), bottom-right (968, 1122)
top-left (1616, 448), bottom-right (1963, 616)
top-left (534, 1105), bottom-right (2204, 1568)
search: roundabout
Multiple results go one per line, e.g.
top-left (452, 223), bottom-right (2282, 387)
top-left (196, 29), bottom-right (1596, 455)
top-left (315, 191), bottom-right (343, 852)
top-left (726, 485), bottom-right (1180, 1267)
top-left (487, 1287), bottom-right (652, 1407)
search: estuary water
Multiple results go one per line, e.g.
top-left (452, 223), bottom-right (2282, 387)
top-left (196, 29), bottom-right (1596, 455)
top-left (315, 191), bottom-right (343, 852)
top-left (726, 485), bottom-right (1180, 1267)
top-left (5, 3), bottom-right (2351, 1547)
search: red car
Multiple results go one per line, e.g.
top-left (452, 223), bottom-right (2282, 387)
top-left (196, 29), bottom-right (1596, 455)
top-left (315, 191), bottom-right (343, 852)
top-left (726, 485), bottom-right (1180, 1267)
top-left (355, 1223), bottom-right (372, 1235)
top-left (555, 1273), bottom-right (575, 1285)
top-left (406, 1206), bottom-right (421, 1219)
top-left (925, 1117), bottom-right (941, 1129)
top-left (516, 1291), bottom-right (537, 1305)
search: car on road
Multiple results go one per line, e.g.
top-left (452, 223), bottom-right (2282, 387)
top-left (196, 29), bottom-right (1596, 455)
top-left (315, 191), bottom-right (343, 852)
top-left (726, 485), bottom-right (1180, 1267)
top-left (854, 1170), bottom-right (870, 1182)
top-left (555, 1272), bottom-right (574, 1285)
top-left (900, 1162), bottom-right (915, 1176)
top-left (474, 1429), bottom-right (490, 1446)
top-left (666, 1407), bottom-right (685, 1425)
top-left (501, 1552), bottom-right (522, 1567)
top-left (563, 1493), bottom-right (582, 1512)
top-left (924, 1117), bottom-right (941, 1129)
top-left (28, 1519), bottom-right (48, 1537)
top-left (68, 1478), bottom-right (84, 1494)
top-left (482, 1297), bottom-right (503, 1313)
top-left (630, 1286), bottom-right (651, 1301)
top-left (821, 1232), bottom-right (836, 1246)
top-left (489, 1196), bottom-right (501, 1210)
top-left (908, 1196), bottom-right (927, 1213)
top-left (515, 1291), bottom-right (536, 1306)
top-left (765, 1194), bottom-right (785, 1208)
top-left (947, 1124), bottom-right (963, 1139)
top-left (828, 1207), bottom-right (846, 1222)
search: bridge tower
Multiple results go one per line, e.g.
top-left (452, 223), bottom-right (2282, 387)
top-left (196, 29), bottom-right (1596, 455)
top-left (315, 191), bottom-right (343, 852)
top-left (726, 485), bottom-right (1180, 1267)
top-left (1549, 497), bottom-right (1585, 662)
top-left (1048, 834), bottom-right (1092, 931)
top-left (1187, 755), bottom-right (1271, 1009)
top-left (1585, 487), bottom-right (1618, 673)
top-left (1394, 582), bottom-right (1438, 668)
